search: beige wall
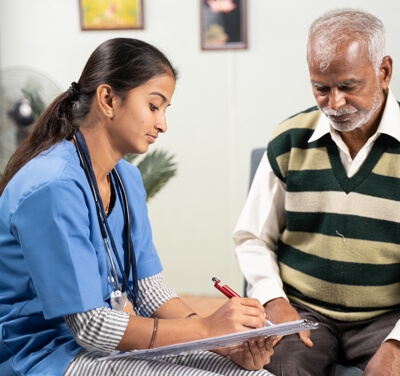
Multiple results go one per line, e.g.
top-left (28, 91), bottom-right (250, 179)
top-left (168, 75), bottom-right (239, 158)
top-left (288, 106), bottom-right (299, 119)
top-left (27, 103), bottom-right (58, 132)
top-left (1, 0), bottom-right (400, 296)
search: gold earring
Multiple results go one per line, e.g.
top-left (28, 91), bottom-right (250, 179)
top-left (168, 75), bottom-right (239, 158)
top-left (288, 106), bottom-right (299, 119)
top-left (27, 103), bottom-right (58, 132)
top-left (106, 109), bottom-right (112, 115)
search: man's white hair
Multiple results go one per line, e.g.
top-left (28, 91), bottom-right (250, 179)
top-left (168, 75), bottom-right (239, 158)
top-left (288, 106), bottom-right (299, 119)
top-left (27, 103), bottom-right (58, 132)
top-left (307, 8), bottom-right (386, 73)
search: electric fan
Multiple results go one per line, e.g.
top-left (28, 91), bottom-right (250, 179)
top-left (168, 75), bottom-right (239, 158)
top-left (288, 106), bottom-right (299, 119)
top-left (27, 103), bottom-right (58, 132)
top-left (0, 66), bottom-right (61, 174)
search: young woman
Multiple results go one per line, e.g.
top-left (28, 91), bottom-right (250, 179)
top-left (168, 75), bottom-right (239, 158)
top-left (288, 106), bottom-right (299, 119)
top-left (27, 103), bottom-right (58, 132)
top-left (0, 38), bottom-right (274, 376)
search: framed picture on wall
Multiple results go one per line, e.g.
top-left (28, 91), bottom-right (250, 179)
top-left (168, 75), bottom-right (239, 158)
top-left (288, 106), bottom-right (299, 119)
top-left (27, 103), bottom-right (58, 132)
top-left (201, 0), bottom-right (247, 50)
top-left (79, 0), bottom-right (144, 30)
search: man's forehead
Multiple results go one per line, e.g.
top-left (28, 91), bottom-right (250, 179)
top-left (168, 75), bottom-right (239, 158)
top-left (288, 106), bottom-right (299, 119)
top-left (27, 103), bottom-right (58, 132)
top-left (308, 38), bottom-right (371, 74)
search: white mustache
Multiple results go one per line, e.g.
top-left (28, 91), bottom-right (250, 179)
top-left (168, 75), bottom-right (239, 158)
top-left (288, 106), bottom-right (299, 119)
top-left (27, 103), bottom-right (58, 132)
top-left (322, 107), bottom-right (357, 117)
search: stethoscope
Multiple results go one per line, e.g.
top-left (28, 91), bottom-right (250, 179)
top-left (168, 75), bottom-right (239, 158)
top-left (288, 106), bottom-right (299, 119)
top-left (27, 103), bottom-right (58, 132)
top-left (72, 130), bottom-right (139, 311)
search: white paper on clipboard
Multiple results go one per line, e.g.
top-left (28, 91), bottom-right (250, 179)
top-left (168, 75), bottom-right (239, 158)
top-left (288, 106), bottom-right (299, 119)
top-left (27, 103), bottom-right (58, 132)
top-left (99, 319), bottom-right (318, 361)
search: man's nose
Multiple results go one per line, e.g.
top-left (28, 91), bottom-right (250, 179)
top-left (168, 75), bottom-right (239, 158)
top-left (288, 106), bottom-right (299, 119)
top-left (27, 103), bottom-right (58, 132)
top-left (328, 88), bottom-right (346, 110)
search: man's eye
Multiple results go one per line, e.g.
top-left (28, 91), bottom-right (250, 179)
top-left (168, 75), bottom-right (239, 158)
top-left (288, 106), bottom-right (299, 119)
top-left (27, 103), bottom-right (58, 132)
top-left (314, 86), bottom-right (329, 93)
top-left (150, 103), bottom-right (159, 111)
top-left (341, 86), bottom-right (356, 92)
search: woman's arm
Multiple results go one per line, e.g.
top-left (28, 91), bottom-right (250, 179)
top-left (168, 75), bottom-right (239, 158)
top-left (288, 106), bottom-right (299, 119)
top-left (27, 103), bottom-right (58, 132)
top-left (149, 295), bottom-right (198, 319)
top-left (117, 296), bottom-right (267, 350)
top-left (136, 273), bottom-right (186, 318)
top-left (65, 274), bottom-right (272, 370)
top-left (64, 306), bottom-right (130, 354)
top-left (122, 273), bottom-right (268, 350)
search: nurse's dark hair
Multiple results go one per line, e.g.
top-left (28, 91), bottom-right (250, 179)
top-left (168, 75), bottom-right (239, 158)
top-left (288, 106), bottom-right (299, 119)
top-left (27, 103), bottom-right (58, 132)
top-left (0, 38), bottom-right (177, 195)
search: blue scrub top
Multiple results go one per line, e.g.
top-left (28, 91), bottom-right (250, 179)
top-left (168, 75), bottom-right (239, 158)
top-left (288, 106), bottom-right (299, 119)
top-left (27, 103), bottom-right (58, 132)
top-left (0, 140), bottom-right (163, 375)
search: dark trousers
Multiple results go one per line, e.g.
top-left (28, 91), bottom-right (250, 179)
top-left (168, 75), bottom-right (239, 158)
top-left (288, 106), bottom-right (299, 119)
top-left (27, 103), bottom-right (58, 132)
top-left (265, 301), bottom-right (400, 376)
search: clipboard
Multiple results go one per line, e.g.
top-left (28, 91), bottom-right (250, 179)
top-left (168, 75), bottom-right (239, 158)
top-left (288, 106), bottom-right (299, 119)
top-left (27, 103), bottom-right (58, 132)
top-left (99, 319), bottom-right (319, 360)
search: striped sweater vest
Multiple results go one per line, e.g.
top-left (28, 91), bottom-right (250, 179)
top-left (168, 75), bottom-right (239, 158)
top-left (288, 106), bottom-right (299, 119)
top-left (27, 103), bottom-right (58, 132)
top-left (267, 106), bottom-right (400, 321)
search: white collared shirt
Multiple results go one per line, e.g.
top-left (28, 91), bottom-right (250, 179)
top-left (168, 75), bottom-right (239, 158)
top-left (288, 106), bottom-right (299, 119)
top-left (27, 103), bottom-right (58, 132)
top-left (309, 89), bottom-right (400, 176)
top-left (233, 88), bottom-right (400, 341)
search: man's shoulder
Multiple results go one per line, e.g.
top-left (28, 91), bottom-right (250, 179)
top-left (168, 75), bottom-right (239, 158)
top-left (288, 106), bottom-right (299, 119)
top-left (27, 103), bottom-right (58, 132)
top-left (270, 106), bottom-right (321, 142)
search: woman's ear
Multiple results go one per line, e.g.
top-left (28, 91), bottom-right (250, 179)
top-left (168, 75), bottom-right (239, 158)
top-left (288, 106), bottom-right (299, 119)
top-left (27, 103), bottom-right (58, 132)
top-left (96, 84), bottom-right (114, 118)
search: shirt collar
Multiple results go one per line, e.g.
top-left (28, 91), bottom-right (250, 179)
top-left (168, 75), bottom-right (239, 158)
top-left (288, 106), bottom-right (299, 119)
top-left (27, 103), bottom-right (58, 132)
top-left (308, 88), bottom-right (400, 143)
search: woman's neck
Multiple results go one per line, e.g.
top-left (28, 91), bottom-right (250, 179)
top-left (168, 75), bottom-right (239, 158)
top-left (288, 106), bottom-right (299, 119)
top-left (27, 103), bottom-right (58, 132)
top-left (78, 127), bottom-right (119, 213)
top-left (79, 127), bottom-right (120, 182)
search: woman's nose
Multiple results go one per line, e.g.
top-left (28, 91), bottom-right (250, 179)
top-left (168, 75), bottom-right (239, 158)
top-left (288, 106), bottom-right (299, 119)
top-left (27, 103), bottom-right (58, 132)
top-left (156, 115), bottom-right (167, 133)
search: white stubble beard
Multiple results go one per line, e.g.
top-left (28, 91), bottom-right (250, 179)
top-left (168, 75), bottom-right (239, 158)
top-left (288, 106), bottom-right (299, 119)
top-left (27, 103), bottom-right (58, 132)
top-left (320, 81), bottom-right (383, 132)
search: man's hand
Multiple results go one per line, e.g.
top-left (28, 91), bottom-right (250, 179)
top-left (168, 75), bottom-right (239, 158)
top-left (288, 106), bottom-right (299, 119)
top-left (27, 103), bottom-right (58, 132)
top-left (364, 339), bottom-right (400, 375)
top-left (264, 297), bottom-right (313, 348)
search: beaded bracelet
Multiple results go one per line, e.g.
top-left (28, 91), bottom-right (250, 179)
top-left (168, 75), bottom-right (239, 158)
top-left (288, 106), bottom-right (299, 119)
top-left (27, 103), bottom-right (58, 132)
top-left (185, 312), bottom-right (198, 319)
top-left (149, 317), bottom-right (158, 349)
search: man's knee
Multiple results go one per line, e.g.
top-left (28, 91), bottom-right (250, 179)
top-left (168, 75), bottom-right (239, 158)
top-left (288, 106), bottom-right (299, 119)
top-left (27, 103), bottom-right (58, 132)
top-left (265, 331), bottom-right (338, 376)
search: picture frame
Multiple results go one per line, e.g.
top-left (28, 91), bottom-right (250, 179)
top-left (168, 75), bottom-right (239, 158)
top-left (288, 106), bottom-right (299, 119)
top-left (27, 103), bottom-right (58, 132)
top-left (79, 0), bottom-right (144, 31)
top-left (200, 0), bottom-right (247, 50)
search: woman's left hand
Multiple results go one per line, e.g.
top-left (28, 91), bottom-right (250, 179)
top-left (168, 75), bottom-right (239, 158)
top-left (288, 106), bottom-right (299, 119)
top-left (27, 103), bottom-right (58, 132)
top-left (215, 335), bottom-right (275, 370)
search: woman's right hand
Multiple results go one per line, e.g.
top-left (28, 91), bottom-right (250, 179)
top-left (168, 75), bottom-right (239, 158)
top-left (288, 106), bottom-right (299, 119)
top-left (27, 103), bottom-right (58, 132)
top-left (203, 297), bottom-right (267, 338)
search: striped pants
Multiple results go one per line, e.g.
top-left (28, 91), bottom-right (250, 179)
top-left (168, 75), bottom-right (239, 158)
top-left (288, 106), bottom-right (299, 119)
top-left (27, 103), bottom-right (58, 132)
top-left (64, 349), bottom-right (275, 376)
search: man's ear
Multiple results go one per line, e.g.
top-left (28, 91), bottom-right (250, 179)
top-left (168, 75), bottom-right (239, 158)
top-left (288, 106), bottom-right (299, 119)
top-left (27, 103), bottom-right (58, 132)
top-left (96, 84), bottom-right (114, 118)
top-left (379, 56), bottom-right (393, 90)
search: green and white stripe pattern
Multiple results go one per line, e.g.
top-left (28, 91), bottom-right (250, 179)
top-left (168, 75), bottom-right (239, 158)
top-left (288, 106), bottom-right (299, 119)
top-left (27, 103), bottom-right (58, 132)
top-left (267, 107), bottom-right (400, 321)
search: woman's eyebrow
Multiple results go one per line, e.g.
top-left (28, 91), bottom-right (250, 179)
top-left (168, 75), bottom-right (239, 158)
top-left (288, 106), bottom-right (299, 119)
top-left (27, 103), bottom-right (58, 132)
top-left (149, 92), bottom-right (167, 102)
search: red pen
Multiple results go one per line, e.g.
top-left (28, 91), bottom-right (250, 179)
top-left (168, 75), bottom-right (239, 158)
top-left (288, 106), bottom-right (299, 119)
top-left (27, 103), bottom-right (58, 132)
top-left (212, 277), bottom-right (240, 298)
top-left (212, 277), bottom-right (274, 325)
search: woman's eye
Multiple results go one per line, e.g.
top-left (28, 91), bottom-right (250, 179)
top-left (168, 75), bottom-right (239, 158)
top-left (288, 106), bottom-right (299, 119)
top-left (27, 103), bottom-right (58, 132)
top-left (150, 103), bottom-right (159, 111)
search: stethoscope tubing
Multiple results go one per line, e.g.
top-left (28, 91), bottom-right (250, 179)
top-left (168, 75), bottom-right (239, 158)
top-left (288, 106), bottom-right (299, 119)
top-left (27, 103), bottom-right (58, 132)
top-left (72, 131), bottom-right (139, 307)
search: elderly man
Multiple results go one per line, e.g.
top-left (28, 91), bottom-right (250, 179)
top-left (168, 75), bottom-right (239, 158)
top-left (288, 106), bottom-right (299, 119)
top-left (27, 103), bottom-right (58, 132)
top-left (234, 8), bottom-right (400, 376)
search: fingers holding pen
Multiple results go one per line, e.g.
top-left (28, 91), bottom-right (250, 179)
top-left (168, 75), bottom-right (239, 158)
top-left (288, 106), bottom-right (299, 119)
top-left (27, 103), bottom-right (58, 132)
top-left (225, 297), bottom-right (267, 327)
top-left (211, 278), bottom-right (267, 330)
top-left (205, 297), bottom-right (267, 336)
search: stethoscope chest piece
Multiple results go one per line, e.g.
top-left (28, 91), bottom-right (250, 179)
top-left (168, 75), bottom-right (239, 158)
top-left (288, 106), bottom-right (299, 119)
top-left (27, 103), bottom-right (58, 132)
top-left (111, 290), bottom-right (128, 311)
